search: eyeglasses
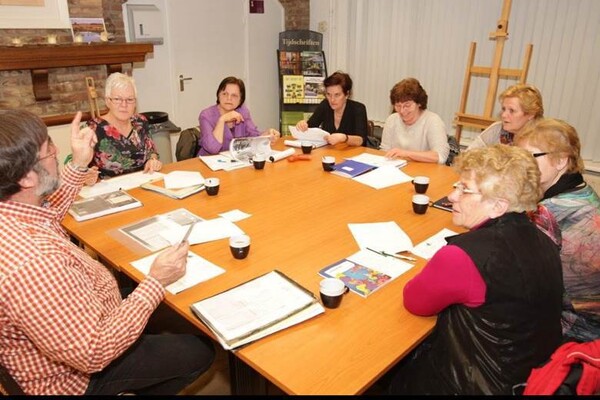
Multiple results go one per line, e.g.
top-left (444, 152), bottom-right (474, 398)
top-left (37, 137), bottom-right (57, 162)
top-left (532, 152), bottom-right (550, 158)
top-left (108, 97), bottom-right (136, 105)
top-left (454, 182), bottom-right (482, 196)
top-left (394, 101), bottom-right (416, 111)
top-left (219, 91), bottom-right (240, 100)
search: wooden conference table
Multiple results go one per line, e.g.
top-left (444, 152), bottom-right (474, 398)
top-left (62, 140), bottom-right (463, 395)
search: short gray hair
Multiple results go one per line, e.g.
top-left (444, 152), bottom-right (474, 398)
top-left (104, 72), bottom-right (137, 98)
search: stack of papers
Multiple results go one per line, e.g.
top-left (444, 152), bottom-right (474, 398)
top-left (191, 270), bottom-right (324, 350)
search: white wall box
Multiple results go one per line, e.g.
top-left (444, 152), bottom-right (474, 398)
top-left (125, 4), bottom-right (164, 45)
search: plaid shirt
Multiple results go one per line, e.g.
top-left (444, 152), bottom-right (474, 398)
top-left (0, 164), bottom-right (164, 395)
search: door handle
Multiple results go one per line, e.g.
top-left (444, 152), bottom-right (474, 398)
top-left (179, 75), bottom-right (192, 91)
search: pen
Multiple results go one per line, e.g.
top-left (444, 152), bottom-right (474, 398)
top-left (179, 221), bottom-right (196, 247)
top-left (366, 247), bottom-right (416, 262)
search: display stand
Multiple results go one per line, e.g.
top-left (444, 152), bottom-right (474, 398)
top-left (453, 0), bottom-right (533, 144)
top-left (277, 30), bottom-right (327, 136)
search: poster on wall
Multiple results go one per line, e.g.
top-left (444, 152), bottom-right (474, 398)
top-left (70, 17), bottom-right (106, 43)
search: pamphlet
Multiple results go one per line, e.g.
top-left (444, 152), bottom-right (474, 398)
top-left (319, 249), bottom-right (414, 297)
top-left (331, 159), bottom-right (377, 179)
top-left (118, 208), bottom-right (203, 252)
top-left (191, 270), bottom-right (324, 350)
top-left (69, 190), bottom-right (142, 221)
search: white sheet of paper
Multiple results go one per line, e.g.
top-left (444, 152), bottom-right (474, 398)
top-left (348, 221), bottom-right (414, 254)
top-left (79, 171), bottom-right (165, 198)
top-left (347, 153), bottom-right (407, 168)
top-left (219, 209), bottom-right (251, 222)
top-left (161, 217), bottom-right (245, 245)
top-left (352, 165), bottom-right (413, 189)
top-left (411, 228), bottom-right (459, 260)
top-left (130, 250), bottom-right (225, 294)
top-left (163, 171), bottom-right (205, 189)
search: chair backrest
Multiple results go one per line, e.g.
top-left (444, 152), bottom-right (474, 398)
top-left (0, 363), bottom-right (25, 395)
top-left (175, 126), bottom-right (201, 161)
top-left (445, 135), bottom-right (460, 166)
top-left (365, 120), bottom-right (381, 149)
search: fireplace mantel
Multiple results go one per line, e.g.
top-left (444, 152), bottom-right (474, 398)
top-left (0, 42), bottom-right (153, 71)
top-left (0, 42), bottom-right (154, 113)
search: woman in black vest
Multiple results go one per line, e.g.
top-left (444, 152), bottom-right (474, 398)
top-left (389, 144), bottom-right (563, 395)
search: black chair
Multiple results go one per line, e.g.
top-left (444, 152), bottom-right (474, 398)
top-left (365, 120), bottom-right (381, 149)
top-left (175, 126), bottom-right (201, 161)
top-left (0, 363), bottom-right (25, 395)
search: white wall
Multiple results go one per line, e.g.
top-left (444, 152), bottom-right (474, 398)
top-left (51, 0), bottom-right (284, 164)
top-left (310, 0), bottom-right (600, 165)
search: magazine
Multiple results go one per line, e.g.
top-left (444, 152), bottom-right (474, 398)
top-left (319, 249), bottom-right (414, 297)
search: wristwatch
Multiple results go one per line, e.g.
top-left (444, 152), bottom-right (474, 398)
top-left (343, 134), bottom-right (349, 143)
top-left (71, 162), bottom-right (89, 173)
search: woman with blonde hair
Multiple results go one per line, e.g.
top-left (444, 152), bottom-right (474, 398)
top-left (467, 84), bottom-right (544, 150)
top-left (516, 118), bottom-right (600, 342)
top-left (389, 145), bottom-right (563, 394)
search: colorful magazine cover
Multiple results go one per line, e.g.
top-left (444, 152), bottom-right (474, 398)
top-left (319, 259), bottom-right (392, 298)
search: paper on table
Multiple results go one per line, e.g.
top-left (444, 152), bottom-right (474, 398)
top-left (199, 152), bottom-right (250, 171)
top-left (163, 171), bottom-right (205, 189)
top-left (218, 209), bottom-right (251, 222)
top-left (352, 165), bottom-right (413, 189)
top-left (161, 217), bottom-right (245, 245)
top-left (288, 126), bottom-right (329, 145)
top-left (411, 228), bottom-right (459, 260)
top-left (130, 250), bottom-right (225, 294)
top-left (348, 221), bottom-right (414, 254)
top-left (79, 171), bottom-right (165, 198)
top-left (347, 153), bottom-right (407, 168)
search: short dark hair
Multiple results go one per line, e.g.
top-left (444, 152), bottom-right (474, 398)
top-left (323, 71), bottom-right (353, 95)
top-left (0, 110), bottom-right (48, 201)
top-left (389, 78), bottom-right (428, 110)
top-left (216, 76), bottom-right (246, 107)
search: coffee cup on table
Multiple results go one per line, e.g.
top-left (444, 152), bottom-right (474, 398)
top-left (322, 156), bottom-right (335, 171)
top-left (412, 176), bottom-right (430, 194)
top-left (319, 278), bottom-right (348, 309)
top-left (252, 152), bottom-right (266, 170)
top-left (301, 141), bottom-right (315, 154)
top-left (412, 194), bottom-right (430, 215)
top-left (205, 177), bottom-right (220, 196)
top-left (229, 235), bottom-right (251, 259)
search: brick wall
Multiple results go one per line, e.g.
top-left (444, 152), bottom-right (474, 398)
top-left (0, 0), bottom-right (307, 120)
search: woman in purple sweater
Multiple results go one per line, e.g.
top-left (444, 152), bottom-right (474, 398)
top-left (197, 76), bottom-right (280, 155)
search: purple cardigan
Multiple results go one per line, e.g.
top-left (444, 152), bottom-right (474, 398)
top-left (197, 104), bottom-right (261, 155)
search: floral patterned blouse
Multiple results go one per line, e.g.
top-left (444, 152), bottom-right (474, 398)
top-left (87, 114), bottom-right (157, 178)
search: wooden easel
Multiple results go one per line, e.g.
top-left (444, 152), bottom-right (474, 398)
top-left (85, 77), bottom-right (101, 119)
top-left (453, 0), bottom-right (533, 143)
